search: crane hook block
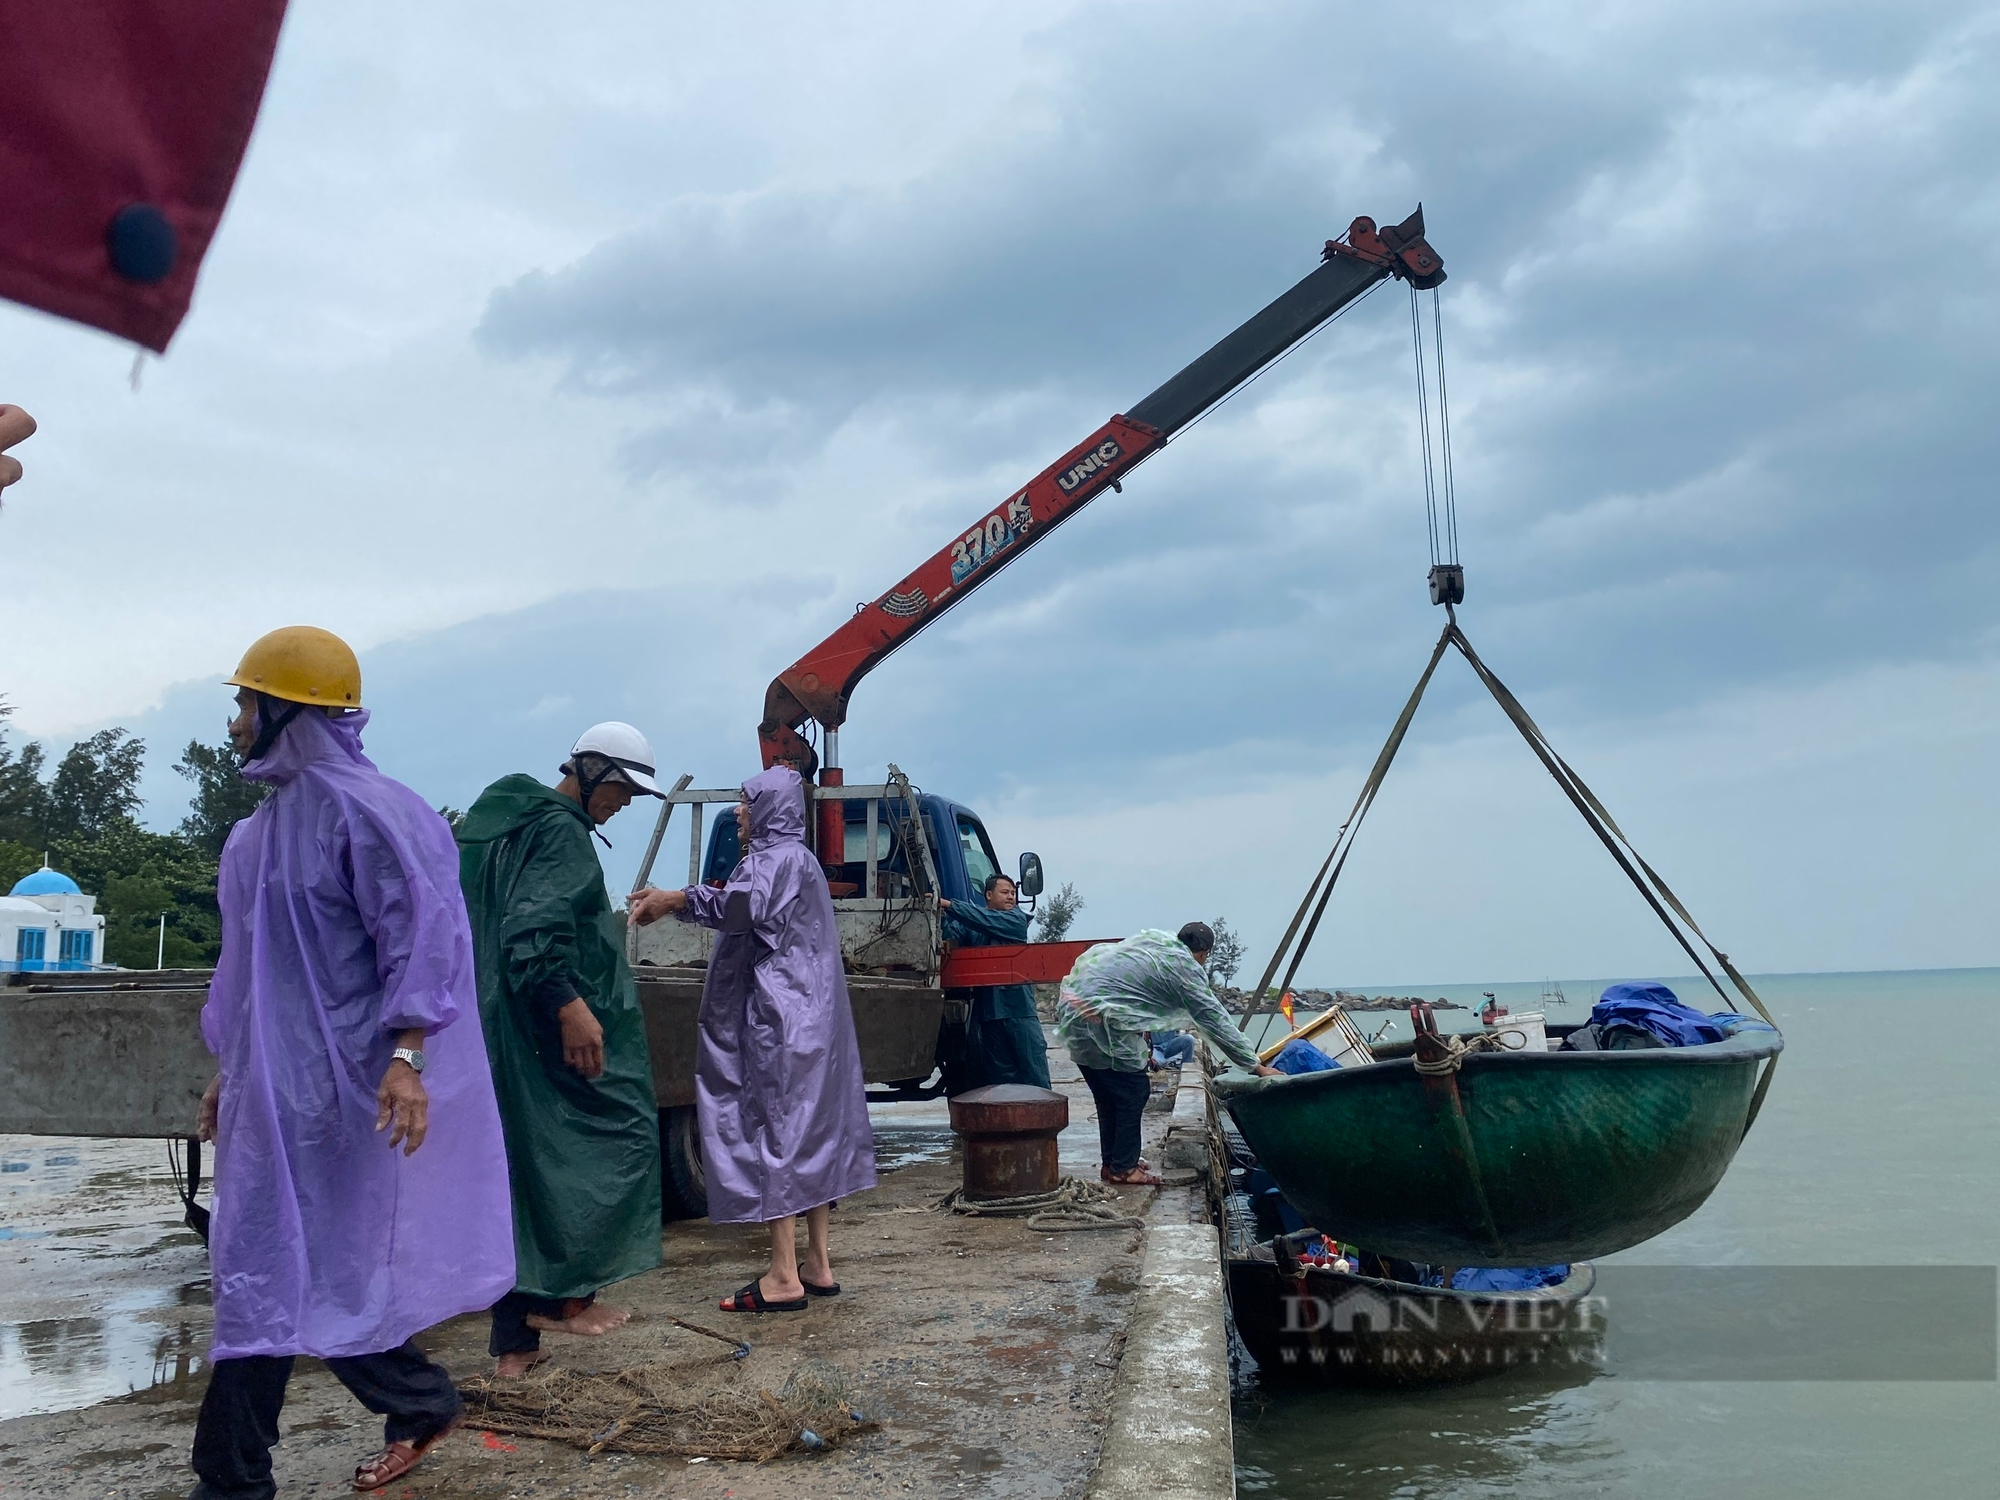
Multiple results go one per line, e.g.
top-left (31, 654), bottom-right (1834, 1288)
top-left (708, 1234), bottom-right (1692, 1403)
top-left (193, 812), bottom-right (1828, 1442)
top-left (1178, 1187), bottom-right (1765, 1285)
top-left (1429, 564), bottom-right (1466, 606)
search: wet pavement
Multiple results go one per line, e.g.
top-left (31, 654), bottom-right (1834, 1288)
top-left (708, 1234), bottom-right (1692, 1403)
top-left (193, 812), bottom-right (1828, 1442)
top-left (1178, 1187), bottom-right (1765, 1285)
top-left (0, 1035), bottom-right (1207, 1497)
top-left (0, 1136), bottom-right (210, 1420)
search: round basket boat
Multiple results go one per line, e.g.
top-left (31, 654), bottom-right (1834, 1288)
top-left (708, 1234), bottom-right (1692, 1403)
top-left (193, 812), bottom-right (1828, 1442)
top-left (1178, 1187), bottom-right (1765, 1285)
top-left (1213, 1027), bottom-right (1782, 1264)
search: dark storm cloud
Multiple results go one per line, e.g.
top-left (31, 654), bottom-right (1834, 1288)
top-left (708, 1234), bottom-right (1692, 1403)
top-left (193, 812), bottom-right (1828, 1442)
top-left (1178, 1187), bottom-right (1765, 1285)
top-left (468, 0), bottom-right (2000, 784)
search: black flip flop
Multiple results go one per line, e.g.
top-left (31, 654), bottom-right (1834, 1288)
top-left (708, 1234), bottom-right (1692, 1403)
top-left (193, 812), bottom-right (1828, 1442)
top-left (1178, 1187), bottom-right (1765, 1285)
top-left (802, 1279), bottom-right (840, 1298)
top-left (720, 1280), bottom-right (808, 1314)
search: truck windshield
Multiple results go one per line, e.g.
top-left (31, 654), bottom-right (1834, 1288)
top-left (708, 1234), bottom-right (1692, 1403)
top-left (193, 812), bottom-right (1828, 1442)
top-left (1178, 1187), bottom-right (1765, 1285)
top-left (956, 814), bottom-right (1000, 894)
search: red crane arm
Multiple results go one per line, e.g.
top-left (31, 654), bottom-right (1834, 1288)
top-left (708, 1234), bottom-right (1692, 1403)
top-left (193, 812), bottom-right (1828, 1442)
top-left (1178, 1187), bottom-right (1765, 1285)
top-left (758, 207), bottom-right (1446, 773)
top-left (758, 412), bottom-right (1165, 768)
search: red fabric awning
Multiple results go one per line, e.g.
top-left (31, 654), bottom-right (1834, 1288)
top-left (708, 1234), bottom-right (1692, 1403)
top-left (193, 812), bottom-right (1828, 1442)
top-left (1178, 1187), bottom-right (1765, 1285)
top-left (0, 2), bottom-right (289, 352)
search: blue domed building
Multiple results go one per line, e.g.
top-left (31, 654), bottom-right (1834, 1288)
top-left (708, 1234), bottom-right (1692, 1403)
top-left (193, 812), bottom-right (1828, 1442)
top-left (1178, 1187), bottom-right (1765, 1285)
top-left (0, 863), bottom-right (105, 971)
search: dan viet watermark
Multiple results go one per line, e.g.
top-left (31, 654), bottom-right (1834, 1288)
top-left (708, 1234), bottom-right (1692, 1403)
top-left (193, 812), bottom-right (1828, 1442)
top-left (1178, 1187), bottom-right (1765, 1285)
top-left (1258, 1266), bottom-right (1997, 1380)
top-left (1274, 1284), bottom-right (1606, 1373)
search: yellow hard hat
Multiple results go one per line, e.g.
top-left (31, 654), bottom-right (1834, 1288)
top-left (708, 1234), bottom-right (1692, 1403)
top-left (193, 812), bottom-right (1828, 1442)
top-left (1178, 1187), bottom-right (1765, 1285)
top-left (225, 626), bottom-right (362, 708)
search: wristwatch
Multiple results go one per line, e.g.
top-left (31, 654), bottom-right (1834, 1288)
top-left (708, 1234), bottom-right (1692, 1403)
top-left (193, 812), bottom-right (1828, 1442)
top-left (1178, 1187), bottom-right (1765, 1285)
top-left (391, 1046), bottom-right (427, 1075)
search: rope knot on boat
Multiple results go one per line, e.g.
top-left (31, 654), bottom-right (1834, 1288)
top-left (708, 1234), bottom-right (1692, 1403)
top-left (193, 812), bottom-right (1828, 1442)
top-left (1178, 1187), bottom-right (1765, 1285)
top-left (1411, 1031), bottom-right (1507, 1076)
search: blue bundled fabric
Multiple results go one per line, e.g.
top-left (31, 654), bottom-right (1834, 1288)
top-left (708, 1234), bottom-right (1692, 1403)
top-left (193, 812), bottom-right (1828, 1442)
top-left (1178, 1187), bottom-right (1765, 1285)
top-left (1591, 982), bottom-right (1728, 1047)
top-left (1711, 1012), bottom-right (1778, 1036)
top-left (1271, 1038), bottom-right (1340, 1075)
top-left (1447, 1265), bottom-right (1570, 1291)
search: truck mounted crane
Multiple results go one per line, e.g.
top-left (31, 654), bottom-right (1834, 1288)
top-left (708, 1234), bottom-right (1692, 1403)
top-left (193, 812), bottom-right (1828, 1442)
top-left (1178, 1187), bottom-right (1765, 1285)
top-left (755, 207), bottom-right (1446, 876)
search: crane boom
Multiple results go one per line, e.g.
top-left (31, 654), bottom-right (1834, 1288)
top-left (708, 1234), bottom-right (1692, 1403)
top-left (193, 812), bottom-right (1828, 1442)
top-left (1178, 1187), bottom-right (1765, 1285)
top-left (758, 207), bottom-right (1446, 777)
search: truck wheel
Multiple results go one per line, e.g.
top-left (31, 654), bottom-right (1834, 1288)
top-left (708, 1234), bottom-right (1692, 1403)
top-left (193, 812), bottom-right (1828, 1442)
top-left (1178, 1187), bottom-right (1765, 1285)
top-left (659, 1104), bottom-right (708, 1221)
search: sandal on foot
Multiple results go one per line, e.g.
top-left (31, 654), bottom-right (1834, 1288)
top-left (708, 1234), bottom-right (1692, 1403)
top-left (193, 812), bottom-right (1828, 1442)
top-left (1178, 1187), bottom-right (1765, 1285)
top-left (1102, 1165), bottom-right (1165, 1187)
top-left (353, 1414), bottom-right (461, 1491)
top-left (719, 1280), bottom-right (807, 1313)
top-left (801, 1279), bottom-right (840, 1298)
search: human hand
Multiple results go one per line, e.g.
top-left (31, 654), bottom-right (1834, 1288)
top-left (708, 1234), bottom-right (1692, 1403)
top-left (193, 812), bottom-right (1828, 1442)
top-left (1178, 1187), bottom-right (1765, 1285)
top-left (558, 997), bottom-right (606, 1078)
top-left (627, 886), bottom-right (687, 926)
top-left (197, 1075), bottom-right (221, 1141)
top-left (938, 897), bottom-right (952, 909)
top-left (376, 1061), bottom-right (430, 1155)
top-left (1254, 1065), bottom-right (1284, 1078)
top-left (0, 405), bottom-right (35, 499)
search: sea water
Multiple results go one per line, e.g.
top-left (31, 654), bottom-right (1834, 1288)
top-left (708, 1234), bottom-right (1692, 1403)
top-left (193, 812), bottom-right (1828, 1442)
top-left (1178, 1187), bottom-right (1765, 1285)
top-left (1232, 967), bottom-right (2000, 1499)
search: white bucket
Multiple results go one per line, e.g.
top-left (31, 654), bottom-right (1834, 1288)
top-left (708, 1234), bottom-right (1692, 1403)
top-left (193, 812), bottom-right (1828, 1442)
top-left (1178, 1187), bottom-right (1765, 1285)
top-left (1487, 1010), bottom-right (1548, 1053)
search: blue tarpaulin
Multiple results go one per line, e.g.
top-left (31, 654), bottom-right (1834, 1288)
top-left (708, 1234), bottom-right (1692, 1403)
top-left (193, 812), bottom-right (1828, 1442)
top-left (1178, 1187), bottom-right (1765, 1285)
top-left (1591, 982), bottom-right (1729, 1047)
top-left (1271, 1038), bottom-right (1341, 1075)
top-left (1443, 1264), bottom-right (1571, 1291)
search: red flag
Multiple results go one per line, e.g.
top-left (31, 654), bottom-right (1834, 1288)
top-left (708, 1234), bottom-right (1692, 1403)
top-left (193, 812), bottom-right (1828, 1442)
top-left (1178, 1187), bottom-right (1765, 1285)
top-left (0, 1), bottom-right (289, 351)
top-left (1279, 991), bottom-right (1295, 1028)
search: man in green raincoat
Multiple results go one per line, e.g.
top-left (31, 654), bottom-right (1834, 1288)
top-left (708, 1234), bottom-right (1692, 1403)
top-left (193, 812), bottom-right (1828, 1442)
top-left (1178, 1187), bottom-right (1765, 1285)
top-left (457, 722), bottom-right (665, 1376)
top-left (939, 873), bottom-right (1051, 1094)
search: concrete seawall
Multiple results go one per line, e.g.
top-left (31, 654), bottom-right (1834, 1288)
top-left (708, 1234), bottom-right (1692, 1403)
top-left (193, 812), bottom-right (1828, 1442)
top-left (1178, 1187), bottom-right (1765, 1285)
top-left (1087, 1222), bottom-right (1236, 1500)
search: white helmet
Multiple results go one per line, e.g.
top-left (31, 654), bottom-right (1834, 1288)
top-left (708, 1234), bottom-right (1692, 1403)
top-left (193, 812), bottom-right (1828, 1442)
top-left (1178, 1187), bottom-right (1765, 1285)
top-left (565, 721), bottom-right (665, 797)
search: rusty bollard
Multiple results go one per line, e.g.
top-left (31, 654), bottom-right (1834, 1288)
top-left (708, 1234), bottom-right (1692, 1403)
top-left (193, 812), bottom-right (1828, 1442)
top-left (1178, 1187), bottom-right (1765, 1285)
top-left (948, 1084), bottom-right (1068, 1201)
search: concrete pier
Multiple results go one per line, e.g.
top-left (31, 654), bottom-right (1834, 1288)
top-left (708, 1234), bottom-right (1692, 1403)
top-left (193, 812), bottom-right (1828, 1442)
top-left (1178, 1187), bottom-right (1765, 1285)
top-left (0, 1034), bottom-right (1237, 1498)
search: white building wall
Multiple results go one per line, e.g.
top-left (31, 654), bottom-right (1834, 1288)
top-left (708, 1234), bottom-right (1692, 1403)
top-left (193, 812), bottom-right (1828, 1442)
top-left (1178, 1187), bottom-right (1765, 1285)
top-left (1, 893), bottom-right (106, 970)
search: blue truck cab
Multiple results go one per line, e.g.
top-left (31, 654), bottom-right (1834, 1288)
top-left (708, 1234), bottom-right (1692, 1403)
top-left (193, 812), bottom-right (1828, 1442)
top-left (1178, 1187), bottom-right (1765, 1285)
top-left (698, 792), bottom-right (1010, 905)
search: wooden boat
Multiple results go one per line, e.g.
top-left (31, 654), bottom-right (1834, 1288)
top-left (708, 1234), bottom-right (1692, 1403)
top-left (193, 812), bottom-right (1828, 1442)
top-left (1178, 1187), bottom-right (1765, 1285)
top-left (1213, 1024), bottom-right (1782, 1264)
top-left (1227, 1247), bottom-right (1600, 1388)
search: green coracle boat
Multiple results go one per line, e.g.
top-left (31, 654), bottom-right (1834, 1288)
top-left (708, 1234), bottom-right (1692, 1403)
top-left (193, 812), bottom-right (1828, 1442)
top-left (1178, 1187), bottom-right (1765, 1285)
top-left (1214, 1025), bottom-right (1782, 1264)
top-left (1219, 617), bottom-right (1786, 1265)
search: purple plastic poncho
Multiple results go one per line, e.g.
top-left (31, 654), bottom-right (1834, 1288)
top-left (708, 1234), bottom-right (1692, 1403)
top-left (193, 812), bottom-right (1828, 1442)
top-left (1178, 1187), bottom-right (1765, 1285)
top-left (678, 766), bottom-right (876, 1223)
top-left (200, 709), bottom-right (515, 1360)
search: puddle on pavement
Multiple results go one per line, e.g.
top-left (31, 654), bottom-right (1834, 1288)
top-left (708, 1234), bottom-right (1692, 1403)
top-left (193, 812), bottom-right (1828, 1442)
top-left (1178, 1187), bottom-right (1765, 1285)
top-left (0, 1285), bottom-right (210, 1419)
top-left (871, 1124), bottom-right (955, 1174)
top-left (1, 1136), bottom-right (213, 1421)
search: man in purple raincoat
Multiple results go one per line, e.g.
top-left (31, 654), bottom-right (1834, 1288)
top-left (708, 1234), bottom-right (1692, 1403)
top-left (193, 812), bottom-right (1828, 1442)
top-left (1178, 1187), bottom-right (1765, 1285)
top-left (630, 765), bottom-right (875, 1311)
top-left (192, 627), bottom-right (514, 1499)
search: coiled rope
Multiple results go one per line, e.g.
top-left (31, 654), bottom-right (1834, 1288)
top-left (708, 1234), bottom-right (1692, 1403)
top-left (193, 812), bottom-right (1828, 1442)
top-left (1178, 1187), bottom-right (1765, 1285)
top-left (937, 1176), bottom-right (1146, 1232)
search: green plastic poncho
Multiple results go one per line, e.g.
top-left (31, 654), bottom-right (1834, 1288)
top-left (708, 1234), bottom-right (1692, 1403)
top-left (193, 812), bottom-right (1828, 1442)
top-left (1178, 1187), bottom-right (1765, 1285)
top-left (457, 775), bottom-right (661, 1300)
top-left (940, 900), bottom-right (1052, 1094)
top-left (1055, 928), bottom-right (1264, 1074)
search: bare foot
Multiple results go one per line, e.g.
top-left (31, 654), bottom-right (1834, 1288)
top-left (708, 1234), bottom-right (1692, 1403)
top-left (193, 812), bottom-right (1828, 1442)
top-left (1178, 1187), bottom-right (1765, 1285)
top-left (494, 1350), bottom-right (548, 1378)
top-left (526, 1302), bottom-right (631, 1337)
top-left (799, 1256), bottom-right (834, 1290)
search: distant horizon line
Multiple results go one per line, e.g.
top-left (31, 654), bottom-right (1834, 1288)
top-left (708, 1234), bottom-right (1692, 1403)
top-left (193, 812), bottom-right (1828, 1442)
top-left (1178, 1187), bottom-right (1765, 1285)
top-left (1275, 963), bottom-right (1998, 992)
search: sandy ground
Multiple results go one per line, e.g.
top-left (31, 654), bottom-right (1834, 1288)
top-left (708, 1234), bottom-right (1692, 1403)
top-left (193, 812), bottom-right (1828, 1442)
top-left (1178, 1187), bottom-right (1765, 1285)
top-left (0, 1056), bottom-right (1203, 1499)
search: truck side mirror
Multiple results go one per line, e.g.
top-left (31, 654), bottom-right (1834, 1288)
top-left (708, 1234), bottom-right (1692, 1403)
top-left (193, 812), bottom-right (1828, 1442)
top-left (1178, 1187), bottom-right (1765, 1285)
top-left (1017, 852), bottom-right (1045, 900)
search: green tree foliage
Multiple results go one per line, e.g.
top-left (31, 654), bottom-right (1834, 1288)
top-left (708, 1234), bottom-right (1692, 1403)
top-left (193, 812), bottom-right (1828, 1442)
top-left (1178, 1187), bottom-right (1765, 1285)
top-left (1206, 916), bottom-right (1245, 989)
top-left (43, 729), bottom-right (145, 841)
top-left (0, 698), bottom-right (48, 848)
top-left (1033, 881), bottom-right (1085, 943)
top-left (175, 739), bottom-right (270, 858)
top-left (0, 701), bottom-right (261, 968)
top-left (0, 839), bottom-right (37, 893)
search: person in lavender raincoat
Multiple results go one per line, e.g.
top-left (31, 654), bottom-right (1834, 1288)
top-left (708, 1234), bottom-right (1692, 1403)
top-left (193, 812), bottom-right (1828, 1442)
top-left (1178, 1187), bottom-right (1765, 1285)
top-left (191, 628), bottom-right (514, 1500)
top-left (629, 765), bottom-right (875, 1312)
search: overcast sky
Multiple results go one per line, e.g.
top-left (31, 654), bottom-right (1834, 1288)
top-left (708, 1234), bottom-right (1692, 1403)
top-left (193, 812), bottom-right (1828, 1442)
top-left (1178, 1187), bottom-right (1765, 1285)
top-left (2, 0), bottom-right (1995, 985)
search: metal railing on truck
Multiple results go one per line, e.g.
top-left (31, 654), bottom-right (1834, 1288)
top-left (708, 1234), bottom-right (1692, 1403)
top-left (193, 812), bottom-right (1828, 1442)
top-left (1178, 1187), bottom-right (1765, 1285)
top-left (628, 776), bottom-right (946, 981)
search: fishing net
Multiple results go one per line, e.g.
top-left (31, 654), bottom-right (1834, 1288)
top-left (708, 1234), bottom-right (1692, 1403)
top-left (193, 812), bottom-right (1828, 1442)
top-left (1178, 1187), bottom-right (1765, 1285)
top-left (462, 1355), bottom-right (874, 1462)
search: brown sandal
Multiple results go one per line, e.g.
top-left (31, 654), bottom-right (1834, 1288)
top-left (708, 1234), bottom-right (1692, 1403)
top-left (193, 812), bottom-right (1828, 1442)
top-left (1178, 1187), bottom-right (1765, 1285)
top-left (1101, 1165), bottom-right (1165, 1187)
top-left (353, 1414), bottom-right (461, 1491)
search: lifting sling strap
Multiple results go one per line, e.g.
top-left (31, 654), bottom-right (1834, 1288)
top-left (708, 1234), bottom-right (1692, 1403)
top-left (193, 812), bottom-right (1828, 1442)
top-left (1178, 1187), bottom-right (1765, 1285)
top-left (1242, 614), bottom-right (1778, 1132)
